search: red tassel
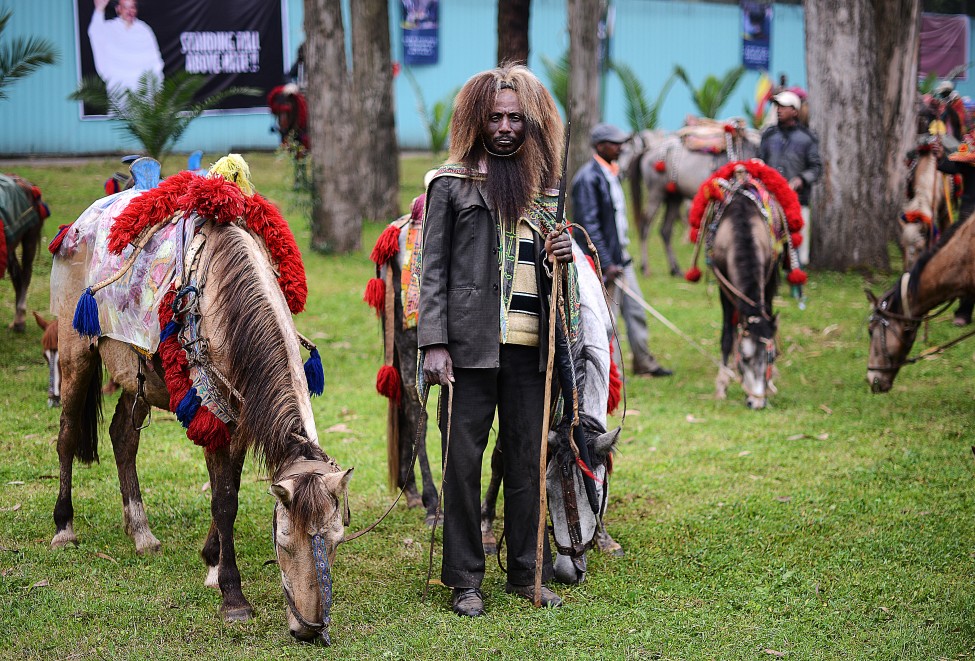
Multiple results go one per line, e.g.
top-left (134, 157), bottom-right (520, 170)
top-left (607, 344), bottom-right (621, 415)
top-left (653, 160), bottom-right (666, 173)
top-left (104, 178), bottom-right (120, 196)
top-left (689, 227), bottom-right (699, 244)
top-left (787, 268), bottom-right (808, 285)
top-left (665, 181), bottom-right (678, 194)
top-left (364, 277), bottom-right (385, 315)
top-left (685, 266), bottom-right (702, 282)
top-left (410, 193), bottom-right (426, 219)
top-left (48, 224), bottom-right (72, 255)
top-left (723, 123), bottom-right (735, 133)
top-left (376, 365), bottom-right (401, 403)
top-left (790, 232), bottom-right (803, 248)
top-left (575, 457), bottom-right (603, 484)
top-left (109, 171), bottom-right (196, 253)
top-left (188, 407), bottom-right (232, 451)
top-left (370, 224), bottom-right (401, 265)
top-left (243, 194), bottom-right (308, 314)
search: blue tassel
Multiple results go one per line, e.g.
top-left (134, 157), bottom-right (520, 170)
top-left (175, 387), bottom-right (201, 428)
top-left (72, 287), bottom-right (101, 339)
top-left (160, 320), bottom-right (181, 343)
top-left (304, 348), bottom-right (324, 396)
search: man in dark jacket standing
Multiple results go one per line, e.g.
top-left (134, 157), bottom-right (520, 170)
top-left (418, 64), bottom-right (573, 617)
top-left (570, 123), bottom-right (672, 378)
top-left (759, 91), bottom-right (823, 266)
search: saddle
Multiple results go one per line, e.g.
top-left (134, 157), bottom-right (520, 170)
top-left (0, 173), bottom-right (48, 242)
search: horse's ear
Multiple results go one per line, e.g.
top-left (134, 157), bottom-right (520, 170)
top-left (32, 311), bottom-right (48, 330)
top-left (270, 479), bottom-right (295, 507)
top-left (594, 426), bottom-right (622, 456)
top-left (323, 468), bottom-right (354, 526)
top-left (864, 289), bottom-right (879, 306)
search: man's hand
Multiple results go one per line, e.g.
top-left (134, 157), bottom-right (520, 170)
top-left (788, 177), bottom-right (804, 192)
top-left (94, 0), bottom-right (110, 12)
top-left (932, 141), bottom-right (945, 159)
top-left (602, 264), bottom-right (623, 284)
top-left (545, 230), bottom-right (573, 263)
top-left (423, 346), bottom-right (454, 385)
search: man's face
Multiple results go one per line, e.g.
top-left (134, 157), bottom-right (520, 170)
top-left (596, 141), bottom-right (622, 163)
top-left (118, 0), bottom-right (138, 25)
top-left (483, 89), bottom-right (526, 156)
top-left (776, 103), bottom-right (798, 125)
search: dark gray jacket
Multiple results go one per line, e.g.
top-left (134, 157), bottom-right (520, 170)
top-left (418, 174), bottom-right (552, 370)
top-left (570, 158), bottom-right (625, 269)
top-left (758, 124), bottom-right (823, 205)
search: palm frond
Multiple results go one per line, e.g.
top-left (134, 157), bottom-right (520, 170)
top-left (674, 64), bottom-right (746, 119)
top-left (0, 8), bottom-right (59, 101)
top-left (610, 61), bottom-right (675, 132)
top-left (541, 51), bottom-right (569, 114)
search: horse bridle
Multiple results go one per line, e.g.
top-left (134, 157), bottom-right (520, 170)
top-left (733, 316), bottom-right (777, 398)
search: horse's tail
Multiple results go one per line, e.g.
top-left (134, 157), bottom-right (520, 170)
top-left (628, 151), bottom-right (645, 230)
top-left (75, 353), bottom-right (103, 465)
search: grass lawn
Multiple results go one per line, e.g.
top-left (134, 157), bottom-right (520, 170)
top-left (1, 152), bottom-right (973, 660)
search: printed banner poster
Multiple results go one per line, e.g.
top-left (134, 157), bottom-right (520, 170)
top-left (75, 0), bottom-right (288, 118)
top-left (401, 0), bottom-right (439, 65)
top-left (741, 1), bottom-right (772, 71)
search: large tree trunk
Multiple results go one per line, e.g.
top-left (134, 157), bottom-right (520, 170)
top-left (304, 0), bottom-right (361, 253)
top-left (805, 0), bottom-right (920, 270)
top-left (567, 0), bottom-right (602, 187)
top-left (352, 0), bottom-right (399, 222)
top-left (497, 0), bottom-right (531, 66)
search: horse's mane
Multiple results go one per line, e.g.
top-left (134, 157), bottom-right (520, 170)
top-left (908, 215), bottom-right (969, 297)
top-left (207, 225), bottom-right (324, 472)
top-left (725, 192), bottom-right (778, 321)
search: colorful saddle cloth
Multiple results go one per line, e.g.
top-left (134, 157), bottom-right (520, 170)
top-left (0, 173), bottom-right (46, 242)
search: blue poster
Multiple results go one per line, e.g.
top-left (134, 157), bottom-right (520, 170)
top-left (402, 0), bottom-right (439, 65)
top-left (741, 1), bottom-right (772, 71)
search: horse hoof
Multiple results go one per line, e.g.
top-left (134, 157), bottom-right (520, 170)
top-left (405, 491), bottom-right (423, 509)
top-left (51, 528), bottom-right (78, 549)
top-left (9, 322), bottom-right (25, 333)
top-left (424, 511), bottom-right (443, 527)
top-left (135, 536), bottom-right (162, 555)
top-left (48, 397), bottom-right (61, 408)
top-left (204, 565), bottom-right (220, 589)
top-left (221, 605), bottom-right (253, 623)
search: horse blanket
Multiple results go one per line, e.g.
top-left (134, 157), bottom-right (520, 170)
top-left (0, 173), bottom-right (46, 242)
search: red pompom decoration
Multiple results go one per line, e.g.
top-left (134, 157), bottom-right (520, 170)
top-left (104, 178), bottom-right (120, 196)
top-left (653, 160), bottom-right (666, 173)
top-left (376, 365), bottom-right (402, 403)
top-left (723, 123), bottom-right (735, 133)
top-left (685, 266), bottom-right (702, 282)
top-left (364, 277), bottom-right (385, 315)
top-left (689, 227), bottom-right (699, 244)
top-left (790, 232), bottom-right (803, 248)
top-left (665, 181), bottom-right (678, 194)
top-left (607, 344), bottom-right (622, 415)
top-left (787, 268), bottom-right (808, 285)
top-left (187, 406), bottom-right (232, 452)
top-left (370, 223), bottom-right (401, 265)
top-left (181, 176), bottom-right (245, 224)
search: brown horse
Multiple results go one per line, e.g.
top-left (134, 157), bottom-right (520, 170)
top-left (267, 84), bottom-right (309, 155)
top-left (1, 173), bottom-right (47, 332)
top-left (33, 311), bottom-right (60, 407)
top-left (51, 185), bottom-right (351, 643)
top-left (900, 135), bottom-right (958, 271)
top-left (866, 216), bottom-right (975, 393)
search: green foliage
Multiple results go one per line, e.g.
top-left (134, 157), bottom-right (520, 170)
top-left (68, 71), bottom-right (260, 162)
top-left (541, 51), bottom-right (569, 115)
top-left (610, 60), bottom-right (675, 132)
top-left (0, 7), bottom-right (58, 101)
top-left (2, 155), bottom-right (975, 658)
top-left (404, 68), bottom-right (457, 156)
top-left (918, 64), bottom-right (971, 94)
top-left (674, 64), bottom-right (747, 119)
top-left (742, 101), bottom-right (761, 129)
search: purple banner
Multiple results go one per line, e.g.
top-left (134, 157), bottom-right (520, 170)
top-left (741, 1), bottom-right (772, 72)
top-left (920, 13), bottom-right (969, 80)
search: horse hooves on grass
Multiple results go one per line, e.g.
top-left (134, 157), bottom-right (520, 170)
top-left (135, 537), bottom-right (162, 555)
top-left (405, 491), bottom-right (423, 509)
top-left (50, 529), bottom-right (78, 550)
top-left (221, 605), bottom-right (254, 623)
top-left (424, 511), bottom-right (444, 527)
top-left (9, 321), bottom-right (25, 333)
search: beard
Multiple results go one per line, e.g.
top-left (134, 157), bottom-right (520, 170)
top-left (483, 150), bottom-right (536, 225)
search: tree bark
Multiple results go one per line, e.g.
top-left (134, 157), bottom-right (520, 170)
top-left (567, 0), bottom-right (602, 187)
top-left (352, 0), bottom-right (400, 222)
top-left (304, 0), bottom-right (361, 253)
top-left (497, 0), bottom-right (531, 66)
top-left (805, 0), bottom-right (920, 271)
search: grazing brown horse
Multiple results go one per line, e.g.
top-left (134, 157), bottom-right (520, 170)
top-left (1, 173), bottom-right (48, 331)
top-left (50, 168), bottom-right (350, 644)
top-left (866, 216), bottom-right (975, 393)
top-left (33, 311), bottom-right (60, 407)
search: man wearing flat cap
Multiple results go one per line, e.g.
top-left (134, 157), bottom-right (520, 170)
top-left (759, 91), bottom-right (822, 266)
top-left (571, 122), bottom-right (673, 378)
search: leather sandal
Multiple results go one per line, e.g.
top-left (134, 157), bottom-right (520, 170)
top-left (505, 583), bottom-right (563, 608)
top-left (452, 587), bottom-right (485, 617)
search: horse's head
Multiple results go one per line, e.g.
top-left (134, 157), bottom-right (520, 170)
top-left (899, 220), bottom-right (929, 272)
top-left (737, 313), bottom-right (777, 409)
top-left (865, 286), bottom-right (917, 393)
top-left (33, 311), bottom-right (60, 407)
top-left (270, 460), bottom-right (353, 644)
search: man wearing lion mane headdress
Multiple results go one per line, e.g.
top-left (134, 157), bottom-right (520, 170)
top-left (418, 64), bottom-right (573, 617)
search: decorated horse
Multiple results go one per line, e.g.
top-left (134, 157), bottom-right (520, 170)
top-left (366, 209), bottom-right (625, 578)
top-left (267, 83), bottom-right (309, 155)
top-left (0, 173), bottom-right (50, 331)
top-left (683, 160), bottom-right (806, 409)
top-left (49, 155), bottom-right (351, 644)
top-left (621, 119), bottom-right (759, 277)
top-left (866, 216), bottom-right (975, 393)
top-left (32, 311), bottom-right (60, 407)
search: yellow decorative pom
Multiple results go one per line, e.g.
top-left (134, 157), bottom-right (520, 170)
top-left (207, 154), bottom-right (254, 196)
top-left (928, 119), bottom-right (947, 137)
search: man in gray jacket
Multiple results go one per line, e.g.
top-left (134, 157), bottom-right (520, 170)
top-left (759, 91), bottom-right (823, 266)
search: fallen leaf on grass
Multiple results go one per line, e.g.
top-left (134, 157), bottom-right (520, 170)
top-left (786, 434), bottom-right (807, 441)
top-left (878, 606), bottom-right (890, 614)
top-left (816, 433), bottom-right (829, 441)
top-left (1, 568), bottom-right (13, 577)
top-left (686, 414), bottom-right (704, 423)
top-left (325, 423), bottom-right (352, 434)
top-left (749, 474), bottom-right (762, 481)
top-left (201, 481), bottom-right (210, 492)
top-left (403, 538), bottom-right (414, 548)
top-left (738, 451), bottom-right (751, 457)
top-left (819, 404), bottom-right (833, 415)
top-left (6, 481), bottom-right (23, 486)
top-left (427, 578), bottom-right (445, 587)
top-left (764, 650), bottom-right (786, 658)
top-left (624, 409), bottom-right (641, 416)
top-left (1, 504), bottom-right (21, 512)
top-left (94, 552), bottom-right (117, 564)
top-left (775, 496), bottom-right (792, 503)
top-left (31, 580), bottom-right (49, 588)
top-left (821, 324), bottom-right (840, 336)
top-left (648, 446), bottom-right (657, 452)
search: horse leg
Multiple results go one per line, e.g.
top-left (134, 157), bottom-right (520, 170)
top-left (553, 552), bottom-right (587, 584)
top-left (52, 341), bottom-right (103, 549)
top-left (205, 442), bottom-right (254, 622)
top-left (9, 225), bottom-right (39, 331)
top-left (639, 187), bottom-right (665, 278)
top-left (715, 294), bottom-right (735, 400)
top-left (595, 523), bottom-right (624, 556)
top-left (661, 199), bottom-right (683, 277)
top-left (479, 443), bottom-right (503, 555)
top-left (108, 391), bottom-right (160, 554)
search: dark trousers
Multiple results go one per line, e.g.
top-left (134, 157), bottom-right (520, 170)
top-left (438, 344), bottom-right (553, 588)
